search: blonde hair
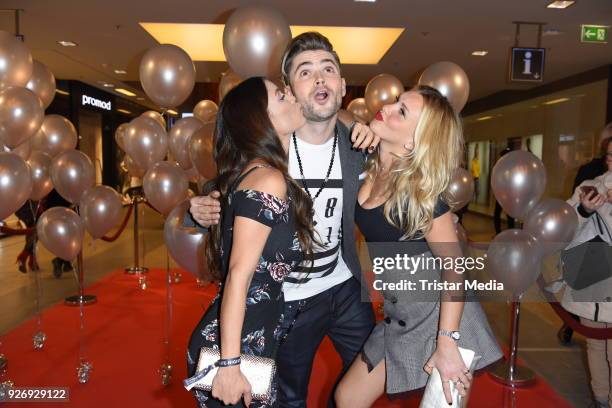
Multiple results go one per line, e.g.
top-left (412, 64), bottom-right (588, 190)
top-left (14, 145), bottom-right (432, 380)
top-left (365, 85), bottom-right (464, 239)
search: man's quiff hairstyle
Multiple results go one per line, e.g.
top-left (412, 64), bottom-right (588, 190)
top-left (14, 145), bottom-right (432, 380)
top-left (281, 31), bottom-right (341, 86)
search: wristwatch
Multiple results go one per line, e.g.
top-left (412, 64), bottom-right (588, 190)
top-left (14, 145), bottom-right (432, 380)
top-left (438, 329), bottom-right (461, 341)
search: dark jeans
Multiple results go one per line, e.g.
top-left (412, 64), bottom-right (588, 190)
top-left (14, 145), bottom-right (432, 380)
top-left (276, 277), bottom-right (375, 408)
top-left (494, 200), bottom-right (515, 234)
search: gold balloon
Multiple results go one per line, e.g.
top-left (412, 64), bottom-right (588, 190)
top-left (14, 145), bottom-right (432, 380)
top-left (169, 116), bottom-right (203, 169)
top-left (141, 110), bottom-right (166, 129)
top-left (218, 70), bottom-right (242, 102)
top-left (80, 185), bottom-right (123, 239)
top-left (124, 116), bottom-right (168, 171)
top-left (143, 161), bottom-right (189, 215)
top-left (27, 150), bottom-right (53, 200)
top-left (418, 61), bottom-right (470, 113)
top-left (139, 44), bottom-right (196, 108)
top-left (50, 150), bottom-right (95, 204)
top-left (346, 98), bottom-right (371, 124)
top-left (0, 152), bottom-right (33, 220)
top-left (0, 31), bottom-right (33, 90)
top-left (192, 100), bottom-right (218, 123)
top-left (364, 74), bottom-right (404, 115)
top-left (0, 86), bottom-right (44, 148)
top-left (31, 115), bottom-right (78, 157)
top-left (222, 6), bottom-right (291, 79)
top-left (26, 60), bottom-right (56, 109)
top-left (36, 207), bottom-right (84, 261)
top-left (189, 122), bottom-right (216, 180)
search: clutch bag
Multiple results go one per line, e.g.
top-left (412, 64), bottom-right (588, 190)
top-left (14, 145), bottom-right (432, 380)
top-left (183, 347), bottom-right (276, 401)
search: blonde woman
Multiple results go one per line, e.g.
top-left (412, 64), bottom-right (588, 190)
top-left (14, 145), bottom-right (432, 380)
top-left (335, 86), bottom-right (502, 407)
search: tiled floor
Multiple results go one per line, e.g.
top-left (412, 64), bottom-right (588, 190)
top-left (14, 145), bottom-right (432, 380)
top-left (0, 208), bottom-right (594, 407)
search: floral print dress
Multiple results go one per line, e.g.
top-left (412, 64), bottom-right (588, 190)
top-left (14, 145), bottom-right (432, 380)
top-left (187, 167), bottom-right (303, 408)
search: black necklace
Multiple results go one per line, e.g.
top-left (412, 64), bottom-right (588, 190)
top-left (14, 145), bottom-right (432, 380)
top-left (292, 127), bottom-right (338, 202)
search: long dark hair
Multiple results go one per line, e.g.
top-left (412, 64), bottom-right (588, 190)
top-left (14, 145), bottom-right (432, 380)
top-left (204, 77), bottom-right (317, 279)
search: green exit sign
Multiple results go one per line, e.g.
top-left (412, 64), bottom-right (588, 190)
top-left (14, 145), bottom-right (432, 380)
top-left (581, 25), bottom-right (609, 43)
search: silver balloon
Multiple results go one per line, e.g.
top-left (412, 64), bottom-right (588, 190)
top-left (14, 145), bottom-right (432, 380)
top-left (491, 150), bottom-right (547, 220)
top-left (143, 161), bottom-right (189, 215)
top-left (31, 115), bottom-right (78, 157)
top-left (0, 86), bottom-right (44, 148)
top-left (169, 116), bottom-right (203, 169)
top-left (2, 138), bottom-right (31, 160)
top-left (346, 98), bottom-right (371, 124)
top-left (192, 100), bottom-right (218, 123)
top-left (164, 200), bottom-right (209, 279)
top-left (0, 152), bottom-right (33, 220)
top-left (139, 44), bottom-right (196, 108)
top-left (446, 168), bottom-right (474, 211)
top-left (26, 61), bottom-right (56, 109)
top-left (0, 31), bottom-right (33, 90)
top-left (114, 123), bottom-right (128, 151)
top-left (223, 5), bottom-right (291, 79)
top-left (80, 185), bottom-right (123, 239)
top-left (364, 74), bottom-right (404, 115)
top-left (50, 150), bottom-right (95, 204)
top-left (189, 122), bottom-right (216, 179)
top-left (124, 116), bottom-right (168, 171)
top-left (218, 70), bottom-right (242, 102)
top-left (27, 151), bottom-right (53, 200)
top-left (524, 198), bottom-right (578, 256)
top-left (36, 207), bottom-right (83, 261)
top-left (142, 110), bottom-right (166, 129)
top-left (418, 61), bottom-right (470, 112)
top-left (486, 229), bottom-right (542, 296)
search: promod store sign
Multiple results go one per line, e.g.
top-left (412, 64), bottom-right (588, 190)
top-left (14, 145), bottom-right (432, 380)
top-left (81, 94), bottom-right (112, 111)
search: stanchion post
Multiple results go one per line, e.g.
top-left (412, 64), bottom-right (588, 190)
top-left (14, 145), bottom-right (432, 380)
top-left (125, 195), bottom-right (148, 274)
top-left (65, 249), bottom-right (97, 306)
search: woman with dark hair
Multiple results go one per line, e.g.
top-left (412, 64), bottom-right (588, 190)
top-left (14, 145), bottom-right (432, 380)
top-left (185, 77), bottom-right (317, 408)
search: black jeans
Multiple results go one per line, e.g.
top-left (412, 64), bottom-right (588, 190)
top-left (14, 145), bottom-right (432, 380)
top-left (276, 277), bottom-right (375, 408)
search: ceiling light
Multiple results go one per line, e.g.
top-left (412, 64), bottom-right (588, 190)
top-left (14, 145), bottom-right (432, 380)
top-left (476, 116), bottom-right (493, 121)
top-left (543, 28), bottom-right (563, 36)
top-left (56, 89), bottom-right (70, 96)
top-left (136, 97), bottom-right (145, 101)
top-left (115, 88), bottom-right (136, 97)
top-left (546, 1), bottom-right (575, 9)
top-left (166, 109), bottom-right (179, 115)
top-left (102, 83), bottom-right (114, 88)
top-left (114, 69), bottom-right (127, 75)
top-left (471, 50), bottom-right (488, 56)
top-left (117, 108), bottom-right (131, 114)
top-left (139, 23), bottom-right (404, 64)
top-left (354, 0), bottom-right (376, 2)
top-left (543, 97), bottom-right (569, 105)
top-left (57, 40), bottom-right (77, 47)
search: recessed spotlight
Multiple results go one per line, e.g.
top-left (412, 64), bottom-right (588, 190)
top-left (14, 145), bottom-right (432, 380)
top-left (472, 50), bottom-right (488, 56)
top-left (115, 88), bottom-right (137, 97)
top-left (102, 83), bottom-right (115, 88)
top-left (56, 89), bottom-right (70, 96)
top-left (136, 97), bottom-right (145, 101)
top-left (354, 0), bottom-right (376, 2)
top-left (117, 108), bottom-right (132, 114)
top-left (543, 97), bottom-right (570, 105)
top-left (114, 69), bottom-right (127, 75)
top-left (57, 40), bottom-right (78, 47)
top-left (476, 115), bottom-right (493, 121)
top-left (546, 1), bottom-right (575, 9)
top-left (166, 109), bottom-right (179, 115)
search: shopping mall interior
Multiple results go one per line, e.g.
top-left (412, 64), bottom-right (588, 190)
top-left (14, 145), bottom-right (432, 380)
top-left (0, 1), bottom-right (611, 407)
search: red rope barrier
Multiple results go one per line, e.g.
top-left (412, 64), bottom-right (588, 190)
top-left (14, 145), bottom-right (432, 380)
top-left (0, 225), bottom-right (35, 235)
top-left (142, 199), bottom-right (161, 214)
top-left (100, 203), bottom-right (134, 242)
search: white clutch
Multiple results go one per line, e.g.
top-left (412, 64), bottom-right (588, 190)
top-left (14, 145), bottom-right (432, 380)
top-left (419, 347), bottom-right (479, 408)
top-left (183, 347), bottom-right (276, 401)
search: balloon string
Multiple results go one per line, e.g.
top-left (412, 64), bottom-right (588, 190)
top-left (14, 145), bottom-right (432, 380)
top-left (100, 203), bottom-right (134, 242)
top-left (165, 250), bottom-right (173, 364)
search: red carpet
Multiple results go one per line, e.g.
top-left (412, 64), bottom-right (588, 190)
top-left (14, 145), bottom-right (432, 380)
top-left (1, 269), bottom-right (572, 407)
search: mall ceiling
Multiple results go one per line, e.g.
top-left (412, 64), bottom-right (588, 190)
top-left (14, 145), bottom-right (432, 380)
top-left (0, 0), bottom-right (611, 107)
